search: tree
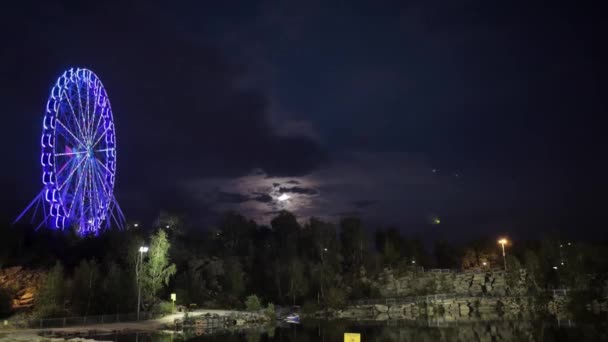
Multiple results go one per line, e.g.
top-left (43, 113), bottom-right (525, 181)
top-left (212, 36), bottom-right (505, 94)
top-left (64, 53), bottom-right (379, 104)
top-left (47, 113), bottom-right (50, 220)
top-left (223, 256), bottom-right (246, 300)
top-left (434, 240), bottom-right (461, 269)
top-left (71, 259), bottom-right (100, 315)
top-left (340, 217), bottom-right (368, 274)
top-left (374, 228), bottom-right (401, 268)
top-left (271, 211), bottom-right (301, 259)
top-left (35, 261), bottom-right (66, 318)
top-left (142, 230), bottom-right (177, 305)
top-left (524, 250), bottom-right (543, 291)
top-left (102, 261), bottom-right (135, 314)
top-left (245, 294), bottom-right (262, 311)
top-left (287, 258), bottom-right (309, 305)
top-left (218, 212), bottom-right (256, 257)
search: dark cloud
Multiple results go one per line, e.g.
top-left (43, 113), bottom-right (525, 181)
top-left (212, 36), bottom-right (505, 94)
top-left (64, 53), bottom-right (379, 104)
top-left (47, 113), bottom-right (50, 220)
top-left (352, 200), bottom-right (377, 209)
top-left (278, 186), bottom-right (319, 196)
top-left (333, 211), bottom-right (360, 218)
top-left (0, 0), bottom-right (327, 219)
top-left (216, 192), bottom-right (250, 204)
top-left (2, 1), bottom-right (605, 240)
top-left (252, 193), bottom-right (273, 203)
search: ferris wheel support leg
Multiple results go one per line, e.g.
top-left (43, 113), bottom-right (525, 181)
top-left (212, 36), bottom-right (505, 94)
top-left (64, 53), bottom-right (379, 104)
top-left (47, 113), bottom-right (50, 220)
top-left (30, 195), bottom-right (42, 224)
top-left (112, 197), bottom-right (127, 229)
top-left (107, 197), bottom-right (126, 230)
top-left (13, 191), bottom-right (44, 225)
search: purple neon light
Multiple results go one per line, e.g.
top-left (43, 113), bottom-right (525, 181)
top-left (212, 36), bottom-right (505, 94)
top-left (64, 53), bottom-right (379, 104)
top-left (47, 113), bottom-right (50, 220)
top-left (41, 68), bottom-right (117, 235)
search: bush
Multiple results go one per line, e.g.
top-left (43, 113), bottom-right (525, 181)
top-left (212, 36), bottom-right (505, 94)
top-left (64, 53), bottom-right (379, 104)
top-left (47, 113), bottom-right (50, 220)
top-left (245, 294), bottom-right (262, 311)
top-left (325, 287), bottom-right (346, 309)
top-left (151, 301), bottom-right (174, 315)
top-left (264, 302), bottom-right (275, 320)
top-left (0, 288), bottom-right (12, 318)
top-left (32, 304), bottom-right (64, 319)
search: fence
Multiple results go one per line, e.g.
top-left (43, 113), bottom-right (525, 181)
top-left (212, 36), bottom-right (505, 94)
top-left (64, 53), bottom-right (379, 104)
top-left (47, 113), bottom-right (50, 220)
top-left (349, 292), bottom-right (532, 306)
top-left (177, 315), bottom-right (230, 331)
top-left (552, 289), bottom-right (569, 296)
top-left (349, 288), bottom-right (572, 306)
top-left (10, 312), bottom-right (157, 329)
top-left (426, 269), bottom-right (455, 273)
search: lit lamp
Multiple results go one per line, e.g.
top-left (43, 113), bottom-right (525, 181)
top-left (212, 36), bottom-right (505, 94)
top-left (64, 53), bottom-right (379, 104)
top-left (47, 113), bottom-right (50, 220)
top-left (171, 293), bottom-right (176, 313)
top-left (498, 238), bottom-right (508, 271)
top-left (137, 246), bottom-right (149, 320)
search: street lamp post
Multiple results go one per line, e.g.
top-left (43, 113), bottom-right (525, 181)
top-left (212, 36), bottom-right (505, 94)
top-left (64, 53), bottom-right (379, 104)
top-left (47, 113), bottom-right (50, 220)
top-left (137, 246), bottom-right (149, 320)
top-left (498, 238), bottom-right (508, 271)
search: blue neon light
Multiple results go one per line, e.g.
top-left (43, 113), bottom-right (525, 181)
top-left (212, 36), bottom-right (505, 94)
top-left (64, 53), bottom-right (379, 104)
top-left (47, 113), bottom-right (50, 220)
top-left (39, 67), bottom-right (118, 235)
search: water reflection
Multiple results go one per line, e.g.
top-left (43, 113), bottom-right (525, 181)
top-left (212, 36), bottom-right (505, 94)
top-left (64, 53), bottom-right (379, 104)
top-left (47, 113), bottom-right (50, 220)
top-left (92, 319), bottom-right (608, 342)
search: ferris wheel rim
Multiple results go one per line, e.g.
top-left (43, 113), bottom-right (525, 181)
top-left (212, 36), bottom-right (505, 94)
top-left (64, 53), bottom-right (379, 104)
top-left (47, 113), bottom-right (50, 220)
top-left (40, 67), bottom-right (117, 234)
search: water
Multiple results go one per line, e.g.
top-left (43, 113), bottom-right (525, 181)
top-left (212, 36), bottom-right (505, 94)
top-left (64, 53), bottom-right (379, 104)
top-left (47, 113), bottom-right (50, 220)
top-left (89, 319), bottom-right (608, 342)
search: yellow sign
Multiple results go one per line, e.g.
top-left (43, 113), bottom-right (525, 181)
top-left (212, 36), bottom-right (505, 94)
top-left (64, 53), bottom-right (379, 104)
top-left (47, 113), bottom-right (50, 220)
top-left (171, 293), bottom-right (176, 301)
top-left (344, 333), bottom-right (361, 342)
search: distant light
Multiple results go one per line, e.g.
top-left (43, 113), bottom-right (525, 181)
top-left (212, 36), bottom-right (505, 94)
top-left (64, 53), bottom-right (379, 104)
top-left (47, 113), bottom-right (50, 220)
top-left (433, 217), bottom-right (441, 224)
top-left (166, 225), bottom-right (170, 229)
top-left (567, 242), bottom-right (571, 246)
top-left (411, 260), bottom-right (416, 264)
top-left (277, 193), bottom-right (290, 202)
top-left (560, 244), bottom-right (563, 248)
top-left (482, 262), bottom-right (487, 266)
top-left (139, 246), bottom-right (149, 253)
top-left (323, 248), bottom-right (328, 252)
top-left (432, 169), bottom-right (437, 173)
top-left (553, 266), bottom-right (558, 270)
top-left (133, 223), bottom-right (139, 228)
top-left (498, 238), bottom-right (508, 245)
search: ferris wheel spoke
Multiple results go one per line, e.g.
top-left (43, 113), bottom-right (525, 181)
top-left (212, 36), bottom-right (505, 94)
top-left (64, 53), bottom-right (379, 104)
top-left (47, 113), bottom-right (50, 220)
top-left (94, 148), bottom-right (115, 153)
top-left (55, 150), bottom-right (88, 157)
top-left (67, 157), bottom-right (88, 218)
top-left (55, 157), bottom-right (75, 177)
top-left (61, 89), bottom-right (87, 143)
top-left (84, 161), bottom-right (95, 226)
top-left (91, 128), bottom-right (109, 149)
top-left (58, 155), bottom-right (87, 191)
top-left (90, 104), bottom-right (104, 145)
top-left (90, 162), bottom-right (104, 222)
top-left (92, 162), bottom-right (112, 201)
top-left (81, 161), bottom-right (92, 224)
top-left (74, 78), bottom-right (87, 142)
top-left (56, 119), bottom-right (87, 149)
top-left (94, 158), bottom-right (115, 176)
top-left (85, 82), bottom-right (92, 144)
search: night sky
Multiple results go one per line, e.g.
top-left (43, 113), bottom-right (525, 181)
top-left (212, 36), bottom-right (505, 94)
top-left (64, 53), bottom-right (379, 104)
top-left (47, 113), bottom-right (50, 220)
top-left (0, 1), bottom-right (604, 241)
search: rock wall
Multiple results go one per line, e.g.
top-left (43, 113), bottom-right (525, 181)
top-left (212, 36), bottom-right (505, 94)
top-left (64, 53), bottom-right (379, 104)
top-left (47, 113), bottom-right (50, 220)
top-left (369, 269), bottom-right (526, 297)
top-left (0, 266), bottom-right (46, 309)
top-left (333, 295), bottom-right (539, 321)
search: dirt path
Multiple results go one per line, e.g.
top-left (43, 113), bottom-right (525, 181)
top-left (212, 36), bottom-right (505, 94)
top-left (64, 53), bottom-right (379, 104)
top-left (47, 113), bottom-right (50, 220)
top-left (0, 309), bottom-right (242, 339)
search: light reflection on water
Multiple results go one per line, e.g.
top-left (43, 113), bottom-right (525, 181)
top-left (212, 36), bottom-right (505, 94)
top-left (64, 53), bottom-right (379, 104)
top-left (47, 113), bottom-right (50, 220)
top-left (91, 319), bottom-right (608, 342)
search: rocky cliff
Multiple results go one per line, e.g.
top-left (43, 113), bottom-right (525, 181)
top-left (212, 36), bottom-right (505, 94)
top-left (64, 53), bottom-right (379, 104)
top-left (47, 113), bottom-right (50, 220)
top-left (0, 266), bottom-right (46, 309)
top-left (366, 268), bottom-right (527, 297)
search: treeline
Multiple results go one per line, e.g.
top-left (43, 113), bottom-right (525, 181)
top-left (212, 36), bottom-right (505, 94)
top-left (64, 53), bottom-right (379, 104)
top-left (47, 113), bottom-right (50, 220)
top-left (2, 210), bottom-right (608, 317)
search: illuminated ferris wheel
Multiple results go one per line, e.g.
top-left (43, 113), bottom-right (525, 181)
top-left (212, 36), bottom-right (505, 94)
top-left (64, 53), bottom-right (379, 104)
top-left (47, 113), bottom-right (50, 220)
top-left (15, 67), bottom-right (125, 235)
